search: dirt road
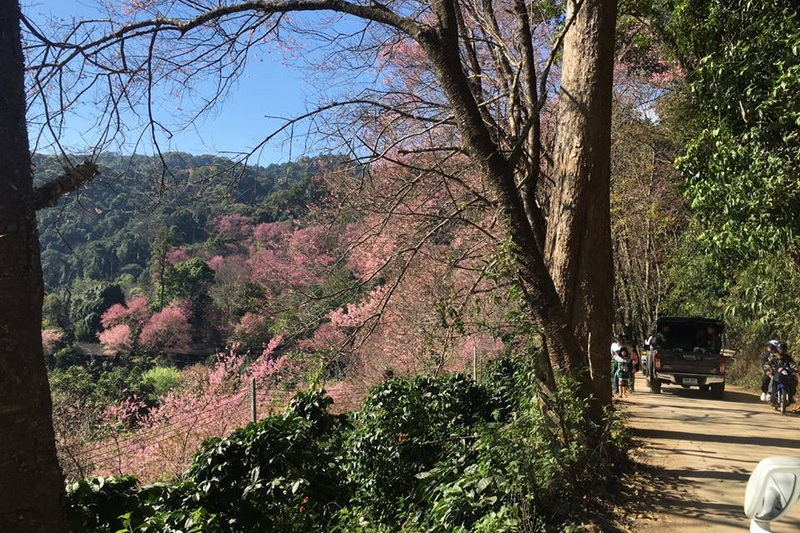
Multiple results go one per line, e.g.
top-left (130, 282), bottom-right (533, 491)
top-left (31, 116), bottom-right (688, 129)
top-left (621, 383), bottom-right (800, 532)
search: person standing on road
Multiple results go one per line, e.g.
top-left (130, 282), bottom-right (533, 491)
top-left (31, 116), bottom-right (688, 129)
top-left (621, 335), bottom-right (639, 392)
top-left (611, 335), bottom-right (621, 395)
top-left (611, 334), bottom-right (629, 395)
top-left (614, 346), bottom-right (633, 398)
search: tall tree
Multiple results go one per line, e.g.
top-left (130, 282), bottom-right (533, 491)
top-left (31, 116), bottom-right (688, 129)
top-left (610, 105), bottom-right (686, 341)
top-left (546, 0), bottom-right (618, 403)
top-left (25, 0), bottom-right (618, 415)
top-left (0, 2), bottom-right (95, 531)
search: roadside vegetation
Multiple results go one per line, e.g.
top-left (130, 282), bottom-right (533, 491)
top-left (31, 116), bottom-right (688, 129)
top-left (65, 360), bottom-right (631, 533)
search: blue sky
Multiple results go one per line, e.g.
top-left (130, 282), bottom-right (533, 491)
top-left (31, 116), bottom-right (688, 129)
top-left (22, 0), bottom-right (327, 162)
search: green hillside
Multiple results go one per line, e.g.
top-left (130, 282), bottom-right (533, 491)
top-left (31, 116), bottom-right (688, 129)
top-left (36, 153), bottom-right (339, 290)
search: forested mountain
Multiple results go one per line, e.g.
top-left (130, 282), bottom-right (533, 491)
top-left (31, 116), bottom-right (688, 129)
top-left (36, 153), bottom-right (339, 290)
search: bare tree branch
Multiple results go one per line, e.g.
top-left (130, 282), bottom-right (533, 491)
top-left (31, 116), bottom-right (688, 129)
top-left (31, 162), bottom-right (100, 211)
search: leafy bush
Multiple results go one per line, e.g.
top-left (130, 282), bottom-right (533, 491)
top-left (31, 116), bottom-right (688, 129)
top-left (405, 374), bottom-right (629, 533)
top-left (344, 373), bottom-right (496, 525)
top-left (141, 366), bottom-right (183, 400)
top-left (480, 356), bottom-right (535, 421)
top-left (181, 389), bottom-right (350, 533)
top-left (66, 476), bottom-right (142, 532)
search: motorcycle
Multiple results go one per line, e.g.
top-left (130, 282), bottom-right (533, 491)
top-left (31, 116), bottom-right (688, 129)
top-left (769, 363), bottom-right (797, 415)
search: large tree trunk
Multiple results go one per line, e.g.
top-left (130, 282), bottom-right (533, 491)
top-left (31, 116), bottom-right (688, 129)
top-left (419, 0), bottom-right (595, 402)
top-left (0, 3), bottom-right (68, 532)
top-left (546, 0), bottom-right (618, 407)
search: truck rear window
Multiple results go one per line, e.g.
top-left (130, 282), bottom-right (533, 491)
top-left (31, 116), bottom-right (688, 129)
top-left (657, 323), bottom-right (720, 351)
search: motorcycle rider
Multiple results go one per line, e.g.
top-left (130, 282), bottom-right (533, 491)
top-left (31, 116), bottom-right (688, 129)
top-left (761, 340), bottom-right (780, 402)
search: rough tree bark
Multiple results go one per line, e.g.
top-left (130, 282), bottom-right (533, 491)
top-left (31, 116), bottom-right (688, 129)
top-left (416, 0), bottom-right (599, 404)
top-left (0, 3), bottom-right (68, 532)
top-left (546, 0), bottom-right (618, 406)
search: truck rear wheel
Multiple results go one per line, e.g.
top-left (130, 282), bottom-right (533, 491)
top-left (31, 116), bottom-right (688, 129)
top-left (649, 379), bottom-right (661, 394)
top-left (710, 383), bottom-right (725, 399)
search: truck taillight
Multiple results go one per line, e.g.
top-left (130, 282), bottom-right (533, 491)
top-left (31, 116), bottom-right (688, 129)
top-left (653, 351), bottom-right (661, 371)
top-left (719, 355), bottom-right (726, 375)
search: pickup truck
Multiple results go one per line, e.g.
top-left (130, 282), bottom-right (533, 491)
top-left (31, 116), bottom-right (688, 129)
top-left (642, 316), bottom-right (727, 398)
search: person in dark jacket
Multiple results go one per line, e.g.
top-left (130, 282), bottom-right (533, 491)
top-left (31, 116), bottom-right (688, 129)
top-left (761, 340), bottom-right (780, 401)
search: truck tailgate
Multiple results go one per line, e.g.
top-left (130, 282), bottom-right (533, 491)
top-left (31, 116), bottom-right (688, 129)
top-left (658, 350), bottom-right (720, 374)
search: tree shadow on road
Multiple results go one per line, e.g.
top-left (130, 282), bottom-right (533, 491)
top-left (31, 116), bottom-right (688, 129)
top-left (657, 386), bottom-right (761, 404)
top-left (632, 427), bottom-right (800, 449)
top-left (618, 444), bottom-right (752, 531)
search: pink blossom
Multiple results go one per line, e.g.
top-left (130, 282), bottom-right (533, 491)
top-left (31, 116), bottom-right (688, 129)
top-left (288, 225), bottom-right (335, 267)
top-left (231, 312), bottom-right (271, 350)
top-left (329, 286), bottom-right (389, 328)
top-left (95, 339), bottom-right (296, 482)
top-left (101, 303), bottom-right (129, 330)
top-left (97, 324), bottom-right (133, 355)
top-left (249, 247), bottom-right (313, 293)
top-left (245, 337), bottom-right (289, 384)
top-left (100, 295), bottom-right (150, 330)
top-left (342, 223), bottom-right (396, 281)
top-left (166, 248), bottom-right (190, 265)
top-left (102, 395), bottom-right (148, 428)
top-left (139, 305), bottom-right (191, 354)
top-left (207, 255), bottom-right (225, 271)
top-left (213, 214), bottom-right (253, 241)
top-left (453, 333), bottom-right (506, 373)
top-left (42, 328), bottom-right (65, 355)
top-left (298, 322), bottom-right (346, 353)
top-left (252, 221), bottom-right (291, 246)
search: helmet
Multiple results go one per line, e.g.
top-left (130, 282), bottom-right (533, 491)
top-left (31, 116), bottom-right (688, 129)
top-left (767, 340), bottom-right (781, 350)
top-left (778, 341), bottom-right (788, 352)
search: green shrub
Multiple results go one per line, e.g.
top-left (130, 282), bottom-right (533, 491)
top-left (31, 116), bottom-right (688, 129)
top-left (407, 374), bottom-right (630, 533)
top-left (141, 366), bottom-right (183, 399)
top-left (66, 476), bottom-right (142, 532)
top-left (182, 389), bottom-right (350, 533)
top-left (480, 356), bottom-right (535, 421)
top-left (344, 373), bottom-right (494, 525)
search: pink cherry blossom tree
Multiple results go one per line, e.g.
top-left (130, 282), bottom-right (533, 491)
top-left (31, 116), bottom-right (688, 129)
top-left (138, 304), bottom-right (192, 355)
top-left (97, 324), bottom-right (134, 356)
top-left (41, 328), bottom-right (65, 356)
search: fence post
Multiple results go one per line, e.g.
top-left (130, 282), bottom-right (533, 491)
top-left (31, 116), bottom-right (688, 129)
top-left (250, 378), bottom-right (257, 423)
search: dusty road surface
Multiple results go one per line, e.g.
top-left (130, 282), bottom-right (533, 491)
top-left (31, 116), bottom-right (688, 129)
top-left (621, 383), bottom-right (800, 532)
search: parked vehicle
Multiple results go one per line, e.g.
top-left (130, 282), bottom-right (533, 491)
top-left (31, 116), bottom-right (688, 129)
top-left (641, 316), bottom-right (727, 398)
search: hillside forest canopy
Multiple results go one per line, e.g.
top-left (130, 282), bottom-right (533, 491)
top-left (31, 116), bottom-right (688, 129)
top-left (0, 0), bottom-right (798, 532)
